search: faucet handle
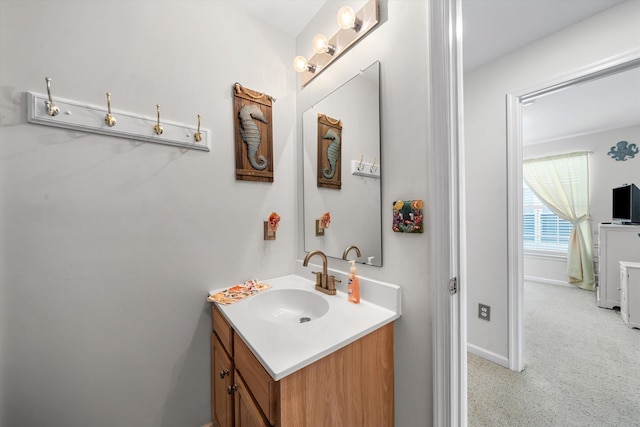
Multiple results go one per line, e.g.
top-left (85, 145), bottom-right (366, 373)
top-left (327, 275), bottom-right (341, 291)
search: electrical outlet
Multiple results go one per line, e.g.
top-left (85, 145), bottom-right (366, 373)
top-left (478, 304), bottom-right (491, 321)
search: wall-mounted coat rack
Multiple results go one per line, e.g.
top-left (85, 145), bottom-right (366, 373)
top-left (351, 159), bottom-right (380, 179)
top-left (27, 81), bottom-right (210, 151)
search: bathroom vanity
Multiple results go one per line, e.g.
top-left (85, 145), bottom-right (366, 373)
top-left (209, 274), bottom-right (400, 427)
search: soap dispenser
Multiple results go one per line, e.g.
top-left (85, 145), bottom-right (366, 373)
top-left (348, 260), bottom-right (360, 304)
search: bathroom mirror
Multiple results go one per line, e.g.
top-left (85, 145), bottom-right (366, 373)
top-left (303, 61), bottom-right (382, 266)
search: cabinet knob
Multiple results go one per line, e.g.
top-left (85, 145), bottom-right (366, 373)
top-left (227, 384), bottom-right (238, 395)
top-left (219, 369), bottom-right (230, 379)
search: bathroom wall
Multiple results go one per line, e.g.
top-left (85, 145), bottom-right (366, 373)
top-left (465, 0), bottom-right (640, 364)
top-left (0, 2), bottom-right (298, 426)
top-left (1, 1), bottom-right (437, 426)
top-left (524, 124), bottom-right (640, 284)
top-left (295, 2), bottom-right (433, 425)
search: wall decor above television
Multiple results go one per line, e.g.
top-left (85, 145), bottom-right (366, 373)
top-left (608, 140), bottom-right (638, 161)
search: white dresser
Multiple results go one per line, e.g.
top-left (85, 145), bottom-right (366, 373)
top-left (597, 224), bottom-right (640, 309)
top-left (620, 261), bottom-right (640, 329)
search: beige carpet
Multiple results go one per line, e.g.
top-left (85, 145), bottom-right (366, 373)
top-left (468, 281), bottom-right (640, 426)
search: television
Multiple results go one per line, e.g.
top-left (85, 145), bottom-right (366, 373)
top-left (612, 183), bottom-right (640, 224)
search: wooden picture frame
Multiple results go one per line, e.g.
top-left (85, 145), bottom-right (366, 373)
top-left (316, 113), bottom-right (342, 189)
top-left (233, 83), bottom-right (274, 182)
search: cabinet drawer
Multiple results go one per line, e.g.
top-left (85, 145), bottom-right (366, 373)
top-left (212, 304), bottom-right (233, 356)
top-left (234, 335), bottom-right (279, 425)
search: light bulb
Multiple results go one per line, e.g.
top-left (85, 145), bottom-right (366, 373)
top-left (312, 34), bottom-right (329, 54)
top-left (293, 56), bottom-right (308, 73)
top-left (312, 34), bottom-right (336, 55)
top-left (337, 5), bottom-right (359, 31)
top-left (293, 56), bottom-right (315, 73)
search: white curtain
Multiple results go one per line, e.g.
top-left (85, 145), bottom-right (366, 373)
top-left (524, 152), bottom-right (594, 291)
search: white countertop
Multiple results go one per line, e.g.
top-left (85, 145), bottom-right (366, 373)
top-left (211, 273), bottom-right (401, 381)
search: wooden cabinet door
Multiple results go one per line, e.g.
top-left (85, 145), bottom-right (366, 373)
top-left (234, 373), bottom-right (270, 427)
top-left (213, 333), bottom-right (234, 427)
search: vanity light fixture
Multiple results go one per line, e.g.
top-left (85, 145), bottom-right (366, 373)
top-left (293, 0), bottom-right (379, 88)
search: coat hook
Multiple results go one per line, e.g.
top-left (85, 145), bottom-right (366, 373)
top-left (44, 77), bottom-right (59, 116)
top-left (370, 156), bottom-right (377, 173)
top-left (357, 154), bottom-right (364, 171)
top-left (194, 114), bottom-right (202, 142)
top-left (104, 92), bottom-right (116, 127)
top-left (153, 104), bottom-right (163, 135)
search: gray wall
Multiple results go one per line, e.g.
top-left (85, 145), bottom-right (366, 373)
top-left (464, 0), bottom-right (640, 363)
top-left (295, 2), bottom-right (433, 425)
top-left (1, 1), bottom-right (436, 426)
top-left (0, 2), bottom-right (297, 426)
top-left (524, 125), bottom-right (640, 284)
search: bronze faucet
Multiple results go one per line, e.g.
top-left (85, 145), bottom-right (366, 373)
top-left (303, 250), bottom-right (340, 295)
top-left (342, 245), bottom-right (361, 261)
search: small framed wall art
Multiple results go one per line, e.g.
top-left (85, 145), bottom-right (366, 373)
top-left (233, 83), bottom-right (274, 182)
top-left (392, 200), bottom-right (424, 233)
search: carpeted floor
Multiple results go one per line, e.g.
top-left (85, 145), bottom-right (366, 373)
top-left (468, 281), bottom-right (640, 426)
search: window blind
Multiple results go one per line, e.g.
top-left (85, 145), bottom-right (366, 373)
top-left (523, 183), bottom-right (572, 252)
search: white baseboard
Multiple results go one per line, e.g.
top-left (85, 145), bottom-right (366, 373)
top-left (524, 275), bottom-right (573, 288)
top-left (467, 343), bottom-right (509, 368)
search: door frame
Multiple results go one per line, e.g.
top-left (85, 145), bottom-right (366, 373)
top-left (430, 0), bottom-right (466, 425)
top-left (505, 48), bottom-right (640, 372)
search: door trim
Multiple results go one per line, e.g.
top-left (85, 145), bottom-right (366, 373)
top-left (430, 0), bottom-right (466, 425)
top-left (505, 48), bottom-right (640, 373)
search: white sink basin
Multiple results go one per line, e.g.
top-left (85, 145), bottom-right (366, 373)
top-left (249, 288), bottom-right (329, 324)
top-left (210, 274), bottom-right (400, 379)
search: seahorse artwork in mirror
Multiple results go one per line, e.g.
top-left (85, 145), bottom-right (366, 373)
top-left (233, 83), bottom-right (274, 182)
top-left (322, 129), bottom-right (341, 179)
top-left (317, 113), bottom-right (342, 189)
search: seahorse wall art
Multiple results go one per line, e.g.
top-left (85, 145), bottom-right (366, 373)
top-left (322, 129), bottom-right (341, 179)
top-left (238, 104), bottom-right (268, 171)
top-left (608, 141), bottom-right (639, 161)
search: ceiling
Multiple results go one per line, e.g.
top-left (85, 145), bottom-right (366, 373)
top-left (237, 0), bottom-right (626, 66)
top-left (234, 1), bottom-right (326, 38)
top-left (461, 0), bottom-right (626, 72)
top-left (522, 66), bottom-right (640, 144)
top-left (461, 0), bottom-right (638, 144)
top-left (237, 0), bottom-right (639, 143)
